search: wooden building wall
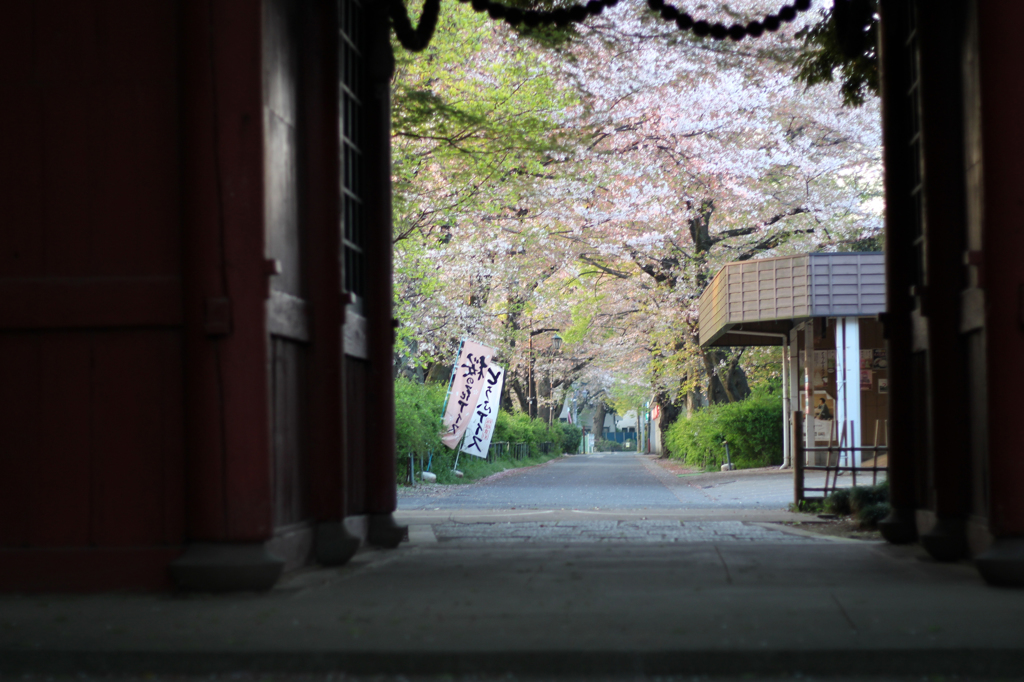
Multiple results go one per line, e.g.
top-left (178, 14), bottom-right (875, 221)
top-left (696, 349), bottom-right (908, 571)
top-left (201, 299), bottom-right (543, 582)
top-left (878, 0), bottom-right (1024, 583)
top-left (0, 0), bottom-right (398, 592)
top-left (0, 1), bottom-right (186, 590)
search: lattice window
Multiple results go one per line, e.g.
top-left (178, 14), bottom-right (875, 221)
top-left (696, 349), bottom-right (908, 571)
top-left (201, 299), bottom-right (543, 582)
top-left (906, 5), bottom-right (926, 290)
top-left (340, 0), bottom-right (366, 298)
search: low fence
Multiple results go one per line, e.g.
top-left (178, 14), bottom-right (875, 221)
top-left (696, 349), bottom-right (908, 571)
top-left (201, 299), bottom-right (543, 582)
top-left (404, 440), bottom-right (557, 485)
top-left (601, 432), bottom-right (636, 444)
top-left (486, 441), bottom-right (507, 463)
top-left (791, 411), bottom-right (888, 504)
top-left (485, 441), bottom-right (532, 462)
top-left (511, 442), bottom-right (530, 461)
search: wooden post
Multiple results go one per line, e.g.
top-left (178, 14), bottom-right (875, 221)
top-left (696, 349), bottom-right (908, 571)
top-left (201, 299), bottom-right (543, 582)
top-left (793, 411), bottom-right (804, 506)
top-left (876, 0), bottom-right (919, 545)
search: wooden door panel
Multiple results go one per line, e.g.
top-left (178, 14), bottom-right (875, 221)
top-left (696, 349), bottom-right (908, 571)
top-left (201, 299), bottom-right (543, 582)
top-left (271, 337), bottom-right (310, 527)
top-left (345, 356), bottom-right (368, 515)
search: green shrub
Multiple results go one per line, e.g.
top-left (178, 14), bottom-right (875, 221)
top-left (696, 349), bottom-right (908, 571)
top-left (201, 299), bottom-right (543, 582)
top-left (394, 378), bottom-right (445, 458)
top-left (664, 393), bottom-right (783, 469)
top-left (850, 480), bottom-right (889, 512)
top-left (556, 422), bottom-right (583, 454)
top-left (856, 502), bottom-right (890, 529)
top-left (396, 380), bottom-right (566, 484)
top-left (494, 412), bottom-right (532, 446)
top-left (826, 488), bottom-right (853, 516)
top-left (824, 480), bottom-right (889, 524)
top-left (394, 378), bottom-right (453, 483)
top-left (595, 438), bottom-right (624, 452)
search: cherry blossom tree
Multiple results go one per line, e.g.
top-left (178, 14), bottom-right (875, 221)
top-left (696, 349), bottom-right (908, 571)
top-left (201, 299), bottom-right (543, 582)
top-left (391, 0), bottom-right (883, 427)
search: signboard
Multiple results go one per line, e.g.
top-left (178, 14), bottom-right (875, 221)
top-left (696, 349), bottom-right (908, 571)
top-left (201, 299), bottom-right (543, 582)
top-left (813, 391), bottom-right (835, 442)
top-left (460, 365), bottom-right (505, 458)
top-left (440, 340), bottom-right (495, 449)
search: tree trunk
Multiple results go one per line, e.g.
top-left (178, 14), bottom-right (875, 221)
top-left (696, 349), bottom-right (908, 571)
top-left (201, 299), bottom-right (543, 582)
top-left (509, 374), bottom-right (530, 414)
top-left (704, 351), bottom-right (732, 404)
top-left (726, 365), bottom-right (750, 403)
top-left (685, 391), bottom-right (705, 417)
top-left (703, 348), bottom-right (750, 404)
top-left (538, 374), bottom-right (551, 424)
top-left (425, 362), bottom-right (451, 385)
top-left (656, 397), bottom-right (683, 459)
top-left (592, 401), bottom-right (607, 440)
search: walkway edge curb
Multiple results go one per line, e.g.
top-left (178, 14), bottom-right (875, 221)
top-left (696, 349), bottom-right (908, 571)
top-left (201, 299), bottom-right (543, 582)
top-left (2, 648), bottom-right (1023, 677)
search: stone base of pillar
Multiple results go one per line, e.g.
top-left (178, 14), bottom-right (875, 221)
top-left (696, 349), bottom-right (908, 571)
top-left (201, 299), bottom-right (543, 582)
top-left (169, 543), bottom-right (284, 592)
top-left (878, 506), bottom-right (918, 544)
top-left (367, 513), bottom-right (408, 548)
top-left (976, 537), bottom-right (1024, 587)
top-left (314, 521), bottom-right (361, 566)
top-left (920, 517), bottom-right (970, 561)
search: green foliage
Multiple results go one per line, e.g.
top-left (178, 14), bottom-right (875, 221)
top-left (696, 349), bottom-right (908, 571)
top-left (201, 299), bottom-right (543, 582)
top-left (790, 499), bottom-right (825, 514)
top-left (556, 422), bottom-right (583, 454)
top-left (824, 480), bottom-right (890, 528)
top-left (836, 231), bottom-right (884, 253)
top-left (825, 487), bottom-right (853, 516)
top-left (850, 479), bottom-right (889, 513)
top-left (664, 393), bottom-right (783, 469)
top-left (391, 2), bottom-right (585, 367)
top-left (493, 411), bottom-right (532, 446)
top-left (396, 377), bottom-right (567, 484)
top-left (595, 438), bottom-right (625, 453)
top-left (793, 9), bottom-right (879, 108)
top-left (856, 502), bottom-right (889, 530)
top-left (450, 448), bottom-right (559, 484)
top-left (394, 377), bottom-right (446, 458)
top-left (606, 381), bottom-right (649, 418)
top-left (491, 411), bottom-right (567, 458)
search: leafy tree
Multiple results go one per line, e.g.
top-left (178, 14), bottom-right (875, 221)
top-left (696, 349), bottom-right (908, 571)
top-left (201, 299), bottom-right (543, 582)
top-left (794, 0), bottom-right (879, 108)
top-left (391, 1), bottom-right (883, 435)
top-left (391, 1), bottom-right (586, 392)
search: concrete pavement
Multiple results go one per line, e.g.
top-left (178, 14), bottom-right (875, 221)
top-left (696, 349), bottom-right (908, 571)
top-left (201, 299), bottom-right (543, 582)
top-left (398, 453), bottom-right (884, 512)
top-left (1, 459), bottom-right (1010, 679)
top-left (2, 511), bottom-right (1023, 678)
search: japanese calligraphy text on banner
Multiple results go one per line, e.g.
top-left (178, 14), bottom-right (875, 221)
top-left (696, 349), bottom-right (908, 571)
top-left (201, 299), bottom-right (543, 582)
top-left (440, 340), bottom-right (496, 449)
top-left (461, 365), bottom-right (505, 458)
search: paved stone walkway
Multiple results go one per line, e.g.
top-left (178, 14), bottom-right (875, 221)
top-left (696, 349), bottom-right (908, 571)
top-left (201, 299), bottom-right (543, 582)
top-left (432, 519), bottom-right (822, 543)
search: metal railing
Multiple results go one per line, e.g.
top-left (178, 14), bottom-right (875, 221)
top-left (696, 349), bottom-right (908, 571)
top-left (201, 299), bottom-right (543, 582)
top-left (511, 442), bottom-right (529, 461)
top-left (791, 411), bottom-right (888, 504)
top-left (487, 441), bottom-right (509, 463)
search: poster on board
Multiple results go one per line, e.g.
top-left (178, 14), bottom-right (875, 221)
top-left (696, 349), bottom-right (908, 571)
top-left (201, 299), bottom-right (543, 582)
top-left (460, 365), bottom-right (505, 458)
top-left (440, 340), bottom-right (496, 449)
top-left (812, 391), bottom-right (835, 442)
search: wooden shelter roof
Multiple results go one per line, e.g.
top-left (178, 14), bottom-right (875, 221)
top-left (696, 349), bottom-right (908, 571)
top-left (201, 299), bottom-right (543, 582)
top-left (697, 252), bottom-right (886, 347)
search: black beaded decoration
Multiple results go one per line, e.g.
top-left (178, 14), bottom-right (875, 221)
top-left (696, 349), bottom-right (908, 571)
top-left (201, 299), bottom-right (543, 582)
top-left (391, 0), bottom-right (443, 51)
top-left (647, 0), bottom-right (812, 42)
top-left (391, 0), bottom-right (814, 51)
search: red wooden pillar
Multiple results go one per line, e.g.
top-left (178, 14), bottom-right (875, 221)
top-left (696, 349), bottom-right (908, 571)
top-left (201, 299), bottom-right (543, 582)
top-left (364, 1), bottom-right (404, 547)
top-left (877, 0), bottom-right (919, 545)
top-left (913, 1), bottom-right (972, 561)
top-left (172, 0), bottom-right (281, 590)
top-left (974, 0), bottom-right (1024, 586)
top-left (304, 0), bottom-right (362, 564)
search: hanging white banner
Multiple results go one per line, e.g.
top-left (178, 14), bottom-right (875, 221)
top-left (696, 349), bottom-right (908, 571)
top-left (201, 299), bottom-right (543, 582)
top-left (460, 365), bottom-right (505, 458)
top-left (440, 340), bottom-right (496, 449)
